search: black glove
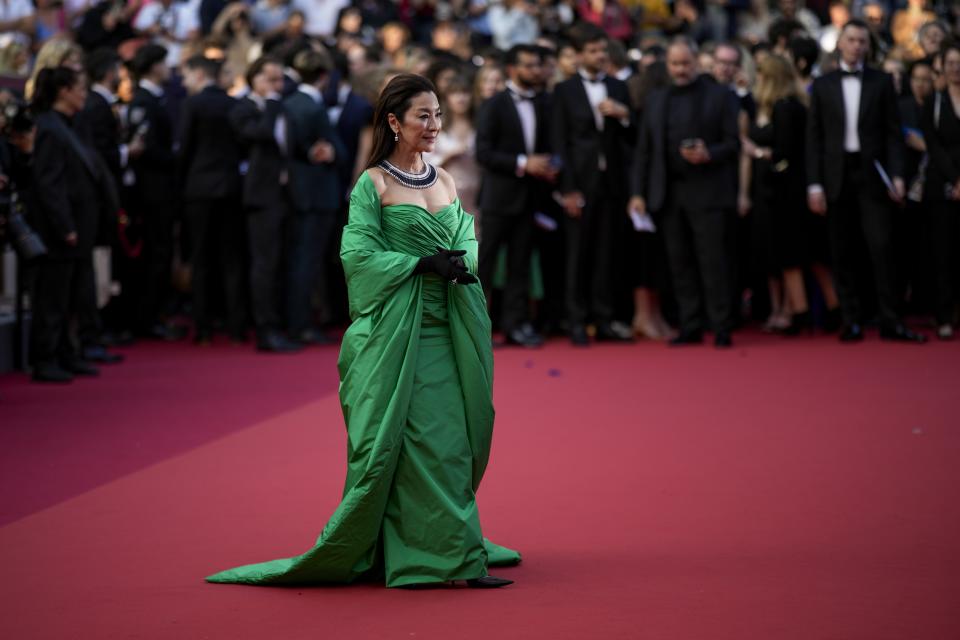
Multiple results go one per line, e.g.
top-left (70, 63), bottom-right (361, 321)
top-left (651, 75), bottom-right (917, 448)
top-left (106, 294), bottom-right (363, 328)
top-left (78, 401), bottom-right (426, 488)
top-left (414, 247), bottom-right (478, 284)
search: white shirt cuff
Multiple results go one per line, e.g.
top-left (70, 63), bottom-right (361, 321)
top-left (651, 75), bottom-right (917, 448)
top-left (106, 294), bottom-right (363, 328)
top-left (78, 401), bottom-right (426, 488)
top-left (807, 184), bottom-right (824, 196)
top-left (119, 144), bottom-right (129, 168)
top-left (516, 154), bottom-right (527, 177)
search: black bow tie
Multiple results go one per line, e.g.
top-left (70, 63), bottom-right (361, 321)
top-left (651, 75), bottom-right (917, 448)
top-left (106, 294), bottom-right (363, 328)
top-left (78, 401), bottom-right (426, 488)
top-left (583, 75), bottom-right (605, 85)
top-left (841, 69), bottom-right (863, 78)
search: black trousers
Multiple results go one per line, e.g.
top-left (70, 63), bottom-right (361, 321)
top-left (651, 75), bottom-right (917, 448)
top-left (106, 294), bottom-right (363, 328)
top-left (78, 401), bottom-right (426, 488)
top-left (247, 201), bottom-right (290, 333)
top-left (186, 198), bottom-right (246, 335)
top-left (828, 154), bottom-right (899, 327)
top-left (931, 199), bottom-right (960, 324)
top-left (479, 213), bottom-right (534, 332)
top-left (563, 174), bottom-right (620, 326)
top-left (660, 190), bottom-right (733, 333)
top-left (135, 180), bottom-right (177, 332)
top-left (287, 208), bottom-right (336, 334)
top-left (30, 255), bottom-right (88, 366)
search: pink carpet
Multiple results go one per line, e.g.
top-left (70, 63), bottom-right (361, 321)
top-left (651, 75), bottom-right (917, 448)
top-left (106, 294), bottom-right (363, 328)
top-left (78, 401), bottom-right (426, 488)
top-left (1, 331), bottom-right (958, 639)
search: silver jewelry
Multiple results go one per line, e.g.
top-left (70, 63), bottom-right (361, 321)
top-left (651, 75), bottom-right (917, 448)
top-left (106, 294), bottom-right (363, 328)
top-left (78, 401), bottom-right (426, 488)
top-left (450, 278), bottom-right (458, 285)
top-left (377, 159), bottom-right (439, 190)
top-left (394, 131), bottom-right (399, 142)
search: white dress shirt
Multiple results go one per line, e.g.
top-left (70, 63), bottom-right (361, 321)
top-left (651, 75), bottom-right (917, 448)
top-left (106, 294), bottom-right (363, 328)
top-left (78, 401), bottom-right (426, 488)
top-left (297, 83), bottom-right (323, 105)
top-left (506, 80), bottom-right (537, 175)
top-left (840, 61), bottom-right (863, 153)
top-left (580, 70), bottom-right (610, 170)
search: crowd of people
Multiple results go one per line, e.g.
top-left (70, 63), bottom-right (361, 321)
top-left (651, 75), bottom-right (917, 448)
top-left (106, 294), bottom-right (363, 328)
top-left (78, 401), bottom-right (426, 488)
top-left (0, 0), bottom-right (958, 382)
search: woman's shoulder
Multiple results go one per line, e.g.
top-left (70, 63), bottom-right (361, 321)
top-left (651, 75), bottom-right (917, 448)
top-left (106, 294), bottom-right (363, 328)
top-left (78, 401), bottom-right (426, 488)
top-left (363, 167), bottom-right (388, 198)
top-left (435, 165), bottom-right (458, 200)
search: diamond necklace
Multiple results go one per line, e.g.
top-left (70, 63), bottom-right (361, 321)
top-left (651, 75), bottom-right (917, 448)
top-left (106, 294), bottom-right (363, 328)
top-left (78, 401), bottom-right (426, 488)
top-left (378, 158), bottom-right (439, 190)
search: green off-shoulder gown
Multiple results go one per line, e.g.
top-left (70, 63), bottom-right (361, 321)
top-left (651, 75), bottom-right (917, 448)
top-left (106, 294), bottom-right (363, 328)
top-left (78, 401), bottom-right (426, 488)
top-left (206, 172), bottom-right (520, 588)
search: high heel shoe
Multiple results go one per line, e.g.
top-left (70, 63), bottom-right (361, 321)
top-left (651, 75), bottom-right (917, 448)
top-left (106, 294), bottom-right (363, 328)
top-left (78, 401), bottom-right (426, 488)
top-left (466, 576), bottom-right (514, 588)
top-left (781, 311), bottom-right (812, 336)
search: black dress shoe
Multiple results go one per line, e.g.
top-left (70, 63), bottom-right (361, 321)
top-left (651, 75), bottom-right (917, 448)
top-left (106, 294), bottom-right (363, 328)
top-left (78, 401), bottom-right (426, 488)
top-left (879, 323), bottom-right (928, 343)
top-left (839, 324), bottom-right (864, 342)
top-left (595, 321), bottom-right (634, 342)
top-left (505, 324), bottom-right (544, 348)
top-left (194, 329), bottom-right (213, 346)
top-left (257, 331), bottom-right (303, 353)
top-left (569, 324), bottom-right (589, 346)
top-left (669, 330), bottom-right (703, 346)
top-left (82, 345), bottom-right (125, 364)
top-left (781, 311), bottom-right (812, 336)
top-left (32, 363), bottom-right (74, 383)
top-left (63, 360), bottom-right (99, 376)
top-left (466, 576), bottom-right (514, 588)
top-left (822, 307), bottom-right (842, 333)
top-left (296, 328), bottom-right (334, 345)
top-left (149, 323), bottom-right (187, 341)
top-left (714, 331), bottom-right (733, 348)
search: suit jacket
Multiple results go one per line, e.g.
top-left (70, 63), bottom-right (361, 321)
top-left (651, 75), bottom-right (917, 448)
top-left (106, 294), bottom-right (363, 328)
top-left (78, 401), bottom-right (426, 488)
top-left (334, 89), bottom-right (374, 196)
top-left (631, 77), bottom-right (740, 213)
top-left (475, 88), bottom-right (552, 216)
top-left (919, 90), bottom-right (960, 202)
top-left (76, 90), bottom-right (123, 181)
top-left (806, 67), bottom-right (905, 201)
top-left (128, 85), bottom-right (177, 203)
top-left (551, 74), bottom-right (634, 198)
top-left (230, 95), bottom-right (288, 210)
top-left (178, 85), bottom-right (242, 201)
top-left (283, 89), bottom-right (345, 213)
top-left (31, 111), bottom-right (107, 259)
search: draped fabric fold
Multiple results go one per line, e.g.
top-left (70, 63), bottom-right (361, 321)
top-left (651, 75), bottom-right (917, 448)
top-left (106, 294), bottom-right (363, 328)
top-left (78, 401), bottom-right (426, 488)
top-left (206, 172), bottom-right (519, 587)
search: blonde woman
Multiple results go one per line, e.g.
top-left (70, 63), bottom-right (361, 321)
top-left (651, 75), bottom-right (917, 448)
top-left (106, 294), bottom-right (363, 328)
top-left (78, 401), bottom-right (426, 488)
top-left (743, 54), bottom-right (837, 334)
top-left (25, 37), bottom-right (83, 100)
top-left (473, 63), bottom-right (504, 111)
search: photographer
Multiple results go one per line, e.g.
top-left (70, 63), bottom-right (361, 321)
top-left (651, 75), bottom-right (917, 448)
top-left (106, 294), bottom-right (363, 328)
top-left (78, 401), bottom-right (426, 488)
top-left (0, 95), bottom-right (45, 276)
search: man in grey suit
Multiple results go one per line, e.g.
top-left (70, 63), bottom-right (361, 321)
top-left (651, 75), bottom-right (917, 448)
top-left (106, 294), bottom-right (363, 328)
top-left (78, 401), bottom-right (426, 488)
top-left (283, 48), bottom-right (346, 344)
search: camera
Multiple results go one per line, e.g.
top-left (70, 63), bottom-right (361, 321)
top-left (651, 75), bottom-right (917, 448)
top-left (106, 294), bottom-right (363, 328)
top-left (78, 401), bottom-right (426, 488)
top-left (0, 99), bottom-right (46, 261)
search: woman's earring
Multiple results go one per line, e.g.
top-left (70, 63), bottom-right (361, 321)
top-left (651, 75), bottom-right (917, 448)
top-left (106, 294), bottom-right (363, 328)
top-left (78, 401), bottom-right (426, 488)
top-left (394, 131), bottom-right (399, 142)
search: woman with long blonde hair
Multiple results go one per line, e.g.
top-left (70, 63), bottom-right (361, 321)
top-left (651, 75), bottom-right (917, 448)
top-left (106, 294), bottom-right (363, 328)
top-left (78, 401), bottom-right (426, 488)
top-left (743, 53), bottom-right (838, 334)
top-left (25, 38), bottom-right (84, 100)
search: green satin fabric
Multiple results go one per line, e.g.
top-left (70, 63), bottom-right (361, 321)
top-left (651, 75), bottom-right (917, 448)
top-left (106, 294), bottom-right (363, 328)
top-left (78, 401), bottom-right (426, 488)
top-left (206, 172), bottom-right (519, 587)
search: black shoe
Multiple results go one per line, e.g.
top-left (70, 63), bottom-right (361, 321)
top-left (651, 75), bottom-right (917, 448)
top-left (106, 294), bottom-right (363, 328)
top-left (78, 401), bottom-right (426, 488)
top-left (82, 345), bottom-right (125, 364)
top-left (595, 321), bottom-right (634, 342)
top-left (714, 331), bottom-right (733, 348)
top-left (839, 324), bottom-right (864, 342)
top-left (100, 330), bottom-right (135, 346)
top-left (569, 324), bottom-right (589, 346)
top-left (194, 329), bottom-right (213, 346)
top-left (505, 323), bottom-right (544, 348)
top-left (781, 311), bottom-right (812, 336)
top-left (296, 328), bottom-right (334, 346)
top-left (822, 307), bottom-right (842, 333)
top-left (257, 331), bottom-right (303, 353)
top-left (879, 323), bottom-right (928, 343)
top-left (63, 360), bottom-right (99, 376)
top-left (466, 576), bottom-right (514, 588)
top-left (669, 330), bottom-right (703, 346)
top-left (148, 323), bottom-right (187, 341)
top-left (229, 330), bottom-right (249, 344)
top-left (32, 363), bottom-right (74, 383)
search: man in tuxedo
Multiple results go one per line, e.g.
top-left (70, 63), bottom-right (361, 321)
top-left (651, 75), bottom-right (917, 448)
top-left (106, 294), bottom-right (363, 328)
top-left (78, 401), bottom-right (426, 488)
top-left (629, 37), bottom-right (740, 348)
top-left (283, 48), bottom-right (345, 344)
top-left (127, 43), bottom-right (184, 341)
top-left (806, 19), bottom-right (926, 343)
top-left (552, 24), bottom-right (635, 346)
top-left (229, 56), bottom-right (302, 353)
top-left (178, 54), bottom-right (245, 344)
top-left (475, 44), bottom-right (553, 348)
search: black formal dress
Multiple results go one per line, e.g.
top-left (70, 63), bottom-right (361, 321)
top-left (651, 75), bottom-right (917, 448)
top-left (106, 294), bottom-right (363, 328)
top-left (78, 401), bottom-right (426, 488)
top-left (552, 72), bottom-right (634, 330)
top-left (806, 66), bottom-right (905, 329)
top-left (748, 96), bottom-right (809, 275)
top-left (178, 84), bottom-right (245, 338)
top-left (230, 94), bottom-right (292, 337)
top-left (475, 85), bottom-right (551, 334)
top-left (632, 76), bottom-right (740, 334)
top-left (128, 83), bottom-right (178, 333)
top-left (29, 111), bottom-right (108, 372)
top-left (919, 90), bottom-right (960, 326)
top-left (283, 87), bottom-right (346, 336)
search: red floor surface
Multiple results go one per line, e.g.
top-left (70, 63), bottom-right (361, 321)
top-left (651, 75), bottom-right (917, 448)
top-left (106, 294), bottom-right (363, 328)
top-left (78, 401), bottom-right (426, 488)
top-left (1, 331), bottom-right (958, 639)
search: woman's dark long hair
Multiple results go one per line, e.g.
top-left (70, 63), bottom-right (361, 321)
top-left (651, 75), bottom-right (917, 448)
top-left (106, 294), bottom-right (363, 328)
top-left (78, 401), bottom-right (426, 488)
top-left (367, 73), bottom-right (438, 169)
top-left (31, 66), bottom-right (80, 114)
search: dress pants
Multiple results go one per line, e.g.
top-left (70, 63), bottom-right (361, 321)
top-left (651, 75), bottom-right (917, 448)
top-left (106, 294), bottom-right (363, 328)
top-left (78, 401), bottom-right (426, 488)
top-left (660, 186), bottom-right (733, 333)
top-left (828, 153), bottom-right (898, 327)
top-left (287, 208), bottom-right (336, 334)
top-left (563, 172), bottom-right (619, 326)
top-left (247, 201), bottom-right (290, 333)
top-left (186, 198), bottom-right (246, 335)
top-left (478, 213), bottom-right (534, 332)
top-left (135, 178), bottom-right (176, 332)
top-left (931, 200), bottom-right (960, 325)
top-left (30, 255), bottom-right (87, 367)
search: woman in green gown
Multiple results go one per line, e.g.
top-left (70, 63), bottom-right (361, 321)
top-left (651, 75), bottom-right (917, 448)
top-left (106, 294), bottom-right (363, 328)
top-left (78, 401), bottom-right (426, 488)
top-left (206, 74), bottom-right (519, 589)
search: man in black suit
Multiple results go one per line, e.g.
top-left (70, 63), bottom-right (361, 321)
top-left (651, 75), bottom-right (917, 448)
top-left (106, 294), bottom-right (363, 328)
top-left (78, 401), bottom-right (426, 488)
top-left (229, 56), bottom-right (301, 353)
top-left (552, 24), bottom-right (635, 346)
top-left (806, 19), bottom-right (926, 343)
top-left (629, 37), bottom-right (740, 348)
top-left (475, 44), bottom-right (553, 348)
top-left (178, 54), bottom-right (245, 343)
top-left (127, 43), bottom-right (184, 341)
top-left (283, 48), bottom-right (346, 344)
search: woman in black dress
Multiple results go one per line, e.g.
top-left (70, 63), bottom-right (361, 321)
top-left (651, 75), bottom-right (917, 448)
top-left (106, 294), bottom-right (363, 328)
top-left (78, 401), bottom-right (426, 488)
top-left (920, 42), bottom-right (960, 340)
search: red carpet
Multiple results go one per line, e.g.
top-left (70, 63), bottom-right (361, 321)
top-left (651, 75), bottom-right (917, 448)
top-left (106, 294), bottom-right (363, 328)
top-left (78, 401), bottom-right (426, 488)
top-left (1, 331), bottom-right (958, 639)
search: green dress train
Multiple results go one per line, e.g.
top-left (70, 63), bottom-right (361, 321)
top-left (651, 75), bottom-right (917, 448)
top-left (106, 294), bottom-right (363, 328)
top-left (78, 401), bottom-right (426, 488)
top-left (206, 172), bottom-right (520, 588)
